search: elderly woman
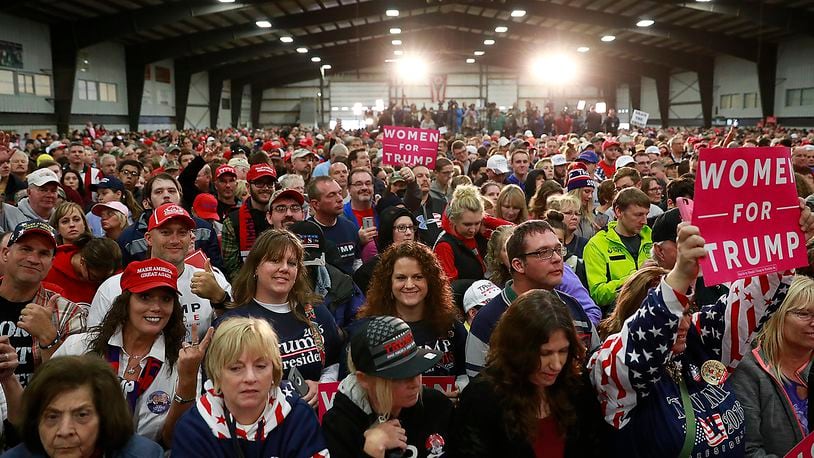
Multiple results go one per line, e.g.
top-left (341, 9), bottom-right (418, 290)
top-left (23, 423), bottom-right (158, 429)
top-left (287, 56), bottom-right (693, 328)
top-left (730, 275), bottom-right (814, 457)
top-left (322, 316), bottom-right (453, 457)
top-left (171, 317), bottom-right (329, 457)
top-left (221, 229), bottom-right (342, 408)
top-left (588, 203), bottom-right (814, 457)
top-left (3, 355), bottom-right (163, 457)
top-left (54, 258), bottom-right (211, 446)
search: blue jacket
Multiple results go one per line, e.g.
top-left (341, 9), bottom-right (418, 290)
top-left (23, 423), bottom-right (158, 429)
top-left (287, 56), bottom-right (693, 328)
top-left (117, 209), bottom-right (224, 271)
top-left (342, 201), bottom-right (378, 230)
top-left (588, 271), bottom-right (793, 458)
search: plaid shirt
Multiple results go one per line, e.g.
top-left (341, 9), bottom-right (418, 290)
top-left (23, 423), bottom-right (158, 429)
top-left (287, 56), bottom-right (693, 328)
top-left (221, 216), bottom-right (240, 280)
top-left (29, 285), bottom-right (87, 366)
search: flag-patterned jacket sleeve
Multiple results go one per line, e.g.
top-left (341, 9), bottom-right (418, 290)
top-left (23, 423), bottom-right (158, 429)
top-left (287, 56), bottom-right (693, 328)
top-left (691, 270), bottom-right (793, 368)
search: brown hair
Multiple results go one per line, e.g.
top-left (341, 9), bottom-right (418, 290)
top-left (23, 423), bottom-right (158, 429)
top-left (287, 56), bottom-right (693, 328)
top-left (529, 180), bottom-right (563, 219)
top-left (612, 187), bottom-right (651, 211)
top-left (495, 184), bottom-right (529, 223)
top-left (73, 234), bottom-right (122, 277)
top-left (359, 241), bottom-right (459, 336)
top-left (142, 173), bottom-right (182, 209)
top-left (485, 289), bottom-right (585, 440)
top-left (599, 266), bottom-right (668, 339)
top-left (612, 167), bottom-right (641, 185)
top-left (49, 202), bottom-right (92, 245)
top-left (21, 355), bottom-right (134, 454)
top-left (485, 225), bottom-right (515, 287)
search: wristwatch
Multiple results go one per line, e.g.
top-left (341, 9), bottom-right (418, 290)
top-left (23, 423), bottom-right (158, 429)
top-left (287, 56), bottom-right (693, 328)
top-left (38, 332), bottom-right (61, 350)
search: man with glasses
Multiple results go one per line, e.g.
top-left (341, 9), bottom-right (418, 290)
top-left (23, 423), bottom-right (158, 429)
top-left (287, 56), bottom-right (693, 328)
top-left (465, 220), bottom-right (600, 377)
top-left (222, 163), bottom-right (276, 279)
top-left (584, 187), bottom-right (654, 309)
top-left (267, 189), bottom-right (304, 231)
top-left (431, 158), bottom-right (454, 202)
top-left (343, 169), bottom-right (378, 246)
top-left (117, 159), bottom-right (143, 202)
top-left (633, 150), bottom-right (651, 176)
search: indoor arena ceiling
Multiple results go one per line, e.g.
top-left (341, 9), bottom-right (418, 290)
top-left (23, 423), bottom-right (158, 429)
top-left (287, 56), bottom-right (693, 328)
top-left (3, 0), bottom-right (814, 89)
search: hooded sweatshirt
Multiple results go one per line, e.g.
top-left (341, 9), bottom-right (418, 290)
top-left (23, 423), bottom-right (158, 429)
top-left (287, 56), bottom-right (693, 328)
top-left (43, 244), bottom-right (100, 304)
top-left (323, 374), bottom-right (453, 458)
top-left (17, 197), bottom-right (50, 222)
top-left (171, 380), bottom-right (329, 458)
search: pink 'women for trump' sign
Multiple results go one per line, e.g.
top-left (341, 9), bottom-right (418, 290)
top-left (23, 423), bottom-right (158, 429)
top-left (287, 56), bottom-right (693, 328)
top-left (381, 125), bottom-right (440, 169)
top-left (693, 147), bottom-right (807, 285)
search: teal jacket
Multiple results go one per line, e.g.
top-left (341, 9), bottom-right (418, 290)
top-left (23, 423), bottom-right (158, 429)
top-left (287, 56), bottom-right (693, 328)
top-left (583, 221), bottom-right (652, 307)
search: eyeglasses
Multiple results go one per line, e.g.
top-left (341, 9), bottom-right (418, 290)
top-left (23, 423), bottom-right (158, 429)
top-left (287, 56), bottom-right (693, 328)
top-left (394, 224), bottom-right (415, 233)
top-left (522, 244), bottom-right (566, 261)
top-left (120, 170), bottom-right (139, 177)
top-left (350, 181), bottom-right (373, 188)
top-left (648, 187), bottom-right (663, 193)
top-left (272, 204), bottom-right (303, 214)
top-left (789, 310), bottom-right (814, 322)
top-left (252, 181), bottom-right (275, 189)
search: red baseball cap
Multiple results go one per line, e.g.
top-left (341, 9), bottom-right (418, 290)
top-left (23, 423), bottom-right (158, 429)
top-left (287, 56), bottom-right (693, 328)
top-left (193, 193), bottom-right (220, 221)
top-left (120, 258), bottom-right (179, 294)
top-left (247, 163), bottom-right (277, 182)
top-left (602, 139), bottom-right (621, 151)
top-left (147, 203), bottom-right (196, 231)
top-left (215, 164), bottom-right (237, 180)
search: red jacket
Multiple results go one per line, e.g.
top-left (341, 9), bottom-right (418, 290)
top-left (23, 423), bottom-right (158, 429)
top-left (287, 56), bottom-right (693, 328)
top-left (44, 245), bottom-right (100, 305)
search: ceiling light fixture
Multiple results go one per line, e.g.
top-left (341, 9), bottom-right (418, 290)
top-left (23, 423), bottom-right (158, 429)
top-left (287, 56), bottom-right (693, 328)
top-left (495, 26), bottom-right (508, 33)
top-left (466, 58), bottom-right (476, 64)
top-left (321, 64), bottom-right (332, 70)
top-left (510, 9), bottom-right (526, 17)
top-left (636, 19), bottom-right (654, 27)
top-left (255, 20), bottom-right (272, 28)
top-left (296, 47), bottom-right (308, 53)
top-left (474, 50), bottom-right (485, 56)
top-left (394, 49), bottom-right (404, 55)
top-left (483, 39), bottom-right (495, 45)
top-left (600, 35), bottom-right (616, 42)
top-left (218, 0), bottom-right (236, 3)
top-left (392, 39), bottom-right (402, 45)
top-left (311, 57), bottom-right (321, 62)
top-left (577, 46), bottom-right (590, 53)
top-left (280, 36), bottom-right (293, 43)
top-left (390, 28), bottom-right (401, 34)
top-left (385, 9), bottom-right (399, 16)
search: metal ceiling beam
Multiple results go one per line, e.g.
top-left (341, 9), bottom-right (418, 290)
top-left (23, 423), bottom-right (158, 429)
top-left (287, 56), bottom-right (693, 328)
top-left (129, 24), bottom-right (270, 65)
top-left (674, 1), bottom-right (814, 38)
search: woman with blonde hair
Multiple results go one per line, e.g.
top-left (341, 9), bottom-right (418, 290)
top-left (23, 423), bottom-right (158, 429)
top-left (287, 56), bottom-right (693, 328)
top-left (597, 266), bottom-right (668, 339)
top-left (49, 201), bottom-right (92, 245)
top-left (495, 184), bottom-right (528, 224)
top-left (566, 169), bottom-right (598, 239)
top-left (434, 184), bottom-right (486, 281)
top-left (730, 275), bottom-right (814, 456)
top-left (172, 317), bottom-right (329, 457)
top-left (220, 229), bottom-right (342, 408)
top-left (547, 194), bottom-right (589, 263)
top-left (485, 225), bottom-right (515, 287)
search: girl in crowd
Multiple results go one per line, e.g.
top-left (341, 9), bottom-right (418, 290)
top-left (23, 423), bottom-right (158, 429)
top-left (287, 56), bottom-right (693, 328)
top-left (484, 224), bottom-right (515, 288)
top-left (49, 202), bottom-right (92, 245)
top-left (54, 258), bottom-right (211, 446)
top-left (495, 184), bottom-right (528, 224)
top-left (359, 242), bottom-right (467, 385)
top-left (5, 355), bottom-right (163, 457)
top-left (534, 158), bottom-right (554, 183)
top-left (221, 229), bottom-right (342, 408)
top-left (354, 206), bottom-right (419, 296)
top-left (60, 169), bottom-right (86, 206)
top-left (589, 207), bottom-right (814, 457)
top-left (547, 195), bottom-right (589, 274)
top-left (529, 180), bottom-right (563, 219)
top-left (523, 169), bottom-right (548, 205)
top-left (92, 201), bottom-right (130, 241)
top-left (171, 317), bottom-right (329, 457)
top-left (43, 234), bottom-right (122, 304)
top-left (565, 170), bottom-right (598, 240)
top-left (434, 185), bottom-right (487, 282)
top-left (479, 181), bottom-right (501, 209)
top-left (593, 179), bottom-right (615, 228)
top-left (322, 316), bottom-right (453, 457)
top-left (730, 275), bottom-right (814, 456)
top-left (453, 290), bottom-right (603, 457)
top-left (640, 177), bottom-right (665, 210)
top-left (597, 266), bottom-right (668, 340)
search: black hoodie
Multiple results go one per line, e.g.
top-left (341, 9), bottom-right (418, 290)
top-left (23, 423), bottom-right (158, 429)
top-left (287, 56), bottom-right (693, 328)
top-left (352, 206), bottom-right (418, 295)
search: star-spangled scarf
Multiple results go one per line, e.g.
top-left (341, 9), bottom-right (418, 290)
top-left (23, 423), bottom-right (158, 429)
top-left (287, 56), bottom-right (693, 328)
top-left (105, 345), bottom-right (163, 413)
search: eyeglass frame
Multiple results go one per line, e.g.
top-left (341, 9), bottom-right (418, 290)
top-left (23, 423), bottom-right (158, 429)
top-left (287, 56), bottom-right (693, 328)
top-left (521, 244), bottom-right (567, 261)
top-left (271, 204), bottom-right (303, 214)
top-left (394, 224), bottom-right (415, 233)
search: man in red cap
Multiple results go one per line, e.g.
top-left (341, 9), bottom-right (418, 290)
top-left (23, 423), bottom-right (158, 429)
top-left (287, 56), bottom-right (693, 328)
top-left (213, 164), bottom-right (239, 220)
top-left (90, 203), bottom-right (231, 340)
top-left (597, 139), bottom-right (622, 181)
top-left (221, 163), bottom-right (277, 279)
top-left (0, 220), bottom-right (85, 387)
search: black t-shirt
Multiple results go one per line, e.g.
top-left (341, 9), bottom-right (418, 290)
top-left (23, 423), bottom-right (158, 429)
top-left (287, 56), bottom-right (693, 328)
top-left (617, 232), bottom-right (642, 260)
top-left (408, 319), bottom-right (467, 378)
top-left (0, 296), bottom-right (35, 386)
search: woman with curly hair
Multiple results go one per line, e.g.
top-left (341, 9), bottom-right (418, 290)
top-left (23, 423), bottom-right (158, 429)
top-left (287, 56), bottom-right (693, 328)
top-left (529, 179), bottom-right (563, 219)
top-left (220, 229), bottom-right (342, 408)
top-left (53, 258), bottom-right (211, 446)
top-left (358, 241), bottom-right (468, 387)
top-left (453, 289), bottom-right (604, 457)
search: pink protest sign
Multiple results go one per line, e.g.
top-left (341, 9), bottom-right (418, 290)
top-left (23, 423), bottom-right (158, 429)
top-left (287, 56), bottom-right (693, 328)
top-left (381, 125), bottom-right (440, 169)
top-left (694, 147), bottom-right (806, 286)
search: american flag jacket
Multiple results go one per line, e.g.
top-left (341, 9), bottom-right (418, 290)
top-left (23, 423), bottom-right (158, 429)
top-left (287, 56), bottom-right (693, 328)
top-left (588, 271), bottom-right (793, 458)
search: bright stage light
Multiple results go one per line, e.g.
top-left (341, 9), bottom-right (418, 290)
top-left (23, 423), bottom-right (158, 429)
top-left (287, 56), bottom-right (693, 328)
top-left (529, 53), bottom-right (579, 85)
top-left (595, 102), bottom-right (607, 114)
top-left (395, 55), bottom-right (428, 84)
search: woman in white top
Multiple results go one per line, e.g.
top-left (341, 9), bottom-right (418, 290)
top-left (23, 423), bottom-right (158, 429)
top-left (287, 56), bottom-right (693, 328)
top-left (55, 257), bottom-right (212, 447)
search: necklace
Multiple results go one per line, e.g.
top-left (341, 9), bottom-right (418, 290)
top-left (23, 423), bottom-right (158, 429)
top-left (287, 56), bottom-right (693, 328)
top-left (126, 354), bottom-right (144, 375)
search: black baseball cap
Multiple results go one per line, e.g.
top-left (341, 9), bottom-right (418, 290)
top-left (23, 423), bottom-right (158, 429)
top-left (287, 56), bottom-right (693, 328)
top-left (351, 316), bottom-right (441, 379)
top-left (651, 208), bottom-right (681, 244)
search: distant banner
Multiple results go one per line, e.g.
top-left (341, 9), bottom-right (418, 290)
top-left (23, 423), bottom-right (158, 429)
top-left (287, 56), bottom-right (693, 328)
top-left (381, 125), bottom-right (440, 169)
top-left (430, 75), bottom-right (447, 103)
top-left (0, 41), bottom-right (23, 69)
top-left (693, 147), bottom-right (807, 285)
top-left (630, 110), bottom-right (649, 128)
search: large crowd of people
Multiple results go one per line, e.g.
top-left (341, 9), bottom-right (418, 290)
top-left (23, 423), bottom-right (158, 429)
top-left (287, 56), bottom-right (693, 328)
top-left (0, 116), bottom-right (811, 457)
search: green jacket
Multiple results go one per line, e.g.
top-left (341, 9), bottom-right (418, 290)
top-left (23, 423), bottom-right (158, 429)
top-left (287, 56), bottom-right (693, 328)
top-left (583, 221), bottom-right (653, 307)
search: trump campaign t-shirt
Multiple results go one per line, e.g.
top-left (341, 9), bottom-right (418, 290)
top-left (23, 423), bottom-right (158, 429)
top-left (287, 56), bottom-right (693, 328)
top-left (0, 297), bottom-right (35, 386)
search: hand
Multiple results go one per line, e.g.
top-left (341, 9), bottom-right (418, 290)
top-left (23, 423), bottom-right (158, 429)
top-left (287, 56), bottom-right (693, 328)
top-left (797, 197), bottom-right (814, 241)
top-left (363, 420), bottom-right (407, 458)
top-left (177, 324), bottom-right (214, 380)
top-left (191, 260), bottom-right (225, 302)
top-left (398, 166), bottom-right (414, 182)
top-left (359, 226), bottom-right (378, 245)
top-left (18, 295), bottom-right (59, 344)
top-left (0, 337), bottom-right (19, 382)
top-left (303, 379), bottom-right (319, 408)
top-left (665, 223), bottom-right (707, 295)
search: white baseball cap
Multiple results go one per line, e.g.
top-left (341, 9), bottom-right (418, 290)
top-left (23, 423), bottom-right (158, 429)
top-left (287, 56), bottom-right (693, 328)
top-left (551, 154), bottom-right (567, 167)
top-left (463, 280), bottom-right (502, 313)
top-left (645, 145), bottom-right (661, 156)
top-left (615, 155), bottom-right (635, 168)
top-left (27, 168), bottom-right (60, 187)
top-left (497, 137), bottom-right (510, 147)
top-left (486, 155), bottom-right (510, 174)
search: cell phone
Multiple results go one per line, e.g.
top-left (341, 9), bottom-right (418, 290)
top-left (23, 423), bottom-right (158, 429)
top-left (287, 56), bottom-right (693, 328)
top-left (362, 216), bottom-right (375, 230)
top-left (676, 197), bottom-right (694, 223)
top-left (288, 366), bottom-right (309, 397)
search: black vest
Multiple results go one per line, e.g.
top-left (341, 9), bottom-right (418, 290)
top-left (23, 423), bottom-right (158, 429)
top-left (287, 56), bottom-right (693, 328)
top-left (437, 232), bottom-right (485, 281)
